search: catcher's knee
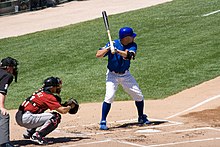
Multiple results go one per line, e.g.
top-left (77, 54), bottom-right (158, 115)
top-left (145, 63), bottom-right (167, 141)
top-left (51, 112), bottom-right (61, 126)
top-left (37, 112), bottom-right (61, 137)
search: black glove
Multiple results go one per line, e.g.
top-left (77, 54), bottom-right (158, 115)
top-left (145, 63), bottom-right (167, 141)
top-left (63, 98), bottom-right (79, 114)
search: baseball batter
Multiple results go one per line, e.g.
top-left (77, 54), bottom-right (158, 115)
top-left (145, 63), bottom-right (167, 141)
top-left (15, 77), bottom-right (77, 145)
top-left (96, 27), bottom-right (150, 130)
top-left (0, 57), bottom-right (18, 147)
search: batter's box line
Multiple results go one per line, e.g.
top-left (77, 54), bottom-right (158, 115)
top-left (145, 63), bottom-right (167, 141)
top-left (112, 127), bottom-right (220, 147)
top-left (60, 139), bottom-right (112, 147)
top-left (114, 137), bottom-right (220, 147)
top-left (135, 127), bottom-right (220, 136)
top-left (58, 118), bottom-right (183, 130)
top-left (122, 118), bottom-right (183, 130)
top-left (56, 127), bottom-right (220, 147)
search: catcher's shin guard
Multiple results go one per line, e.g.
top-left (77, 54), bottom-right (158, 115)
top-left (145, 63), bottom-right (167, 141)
top-left (37, 112), bottom-right (61, 137)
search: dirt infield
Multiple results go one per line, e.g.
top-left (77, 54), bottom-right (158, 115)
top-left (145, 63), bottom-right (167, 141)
top-left (2, 0), bottom-right (220, 146)
top-left (9, 76), bottom-right (220, 146)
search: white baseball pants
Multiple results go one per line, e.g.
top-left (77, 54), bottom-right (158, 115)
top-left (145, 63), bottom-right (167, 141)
top-left (104, 70), bottom-right (144, 103)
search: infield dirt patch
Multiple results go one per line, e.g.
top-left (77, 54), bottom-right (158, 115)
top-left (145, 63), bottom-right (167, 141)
top-left (9, 77), bottom-right (220, 146)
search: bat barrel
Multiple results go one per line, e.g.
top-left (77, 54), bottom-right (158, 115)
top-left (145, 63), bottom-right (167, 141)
top-left (102, 11), bottom-right (109, 30)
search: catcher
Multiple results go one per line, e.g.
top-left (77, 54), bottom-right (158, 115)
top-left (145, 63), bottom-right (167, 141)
top-left (15, 76), bottom-right (79, 145)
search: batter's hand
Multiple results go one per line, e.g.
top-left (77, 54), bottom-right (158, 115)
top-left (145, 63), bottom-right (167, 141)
top-left (106, 41), bottom-right (116, 54)
top-left (0, 107), bottom-right (8, 115)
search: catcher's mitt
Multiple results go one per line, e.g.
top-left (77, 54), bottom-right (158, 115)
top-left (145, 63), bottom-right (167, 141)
top-left (63, 98), bottom-right (79, 114)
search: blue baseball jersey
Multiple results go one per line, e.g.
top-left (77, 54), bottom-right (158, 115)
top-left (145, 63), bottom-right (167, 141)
top-left (102, 39), bottom-right (137, 73)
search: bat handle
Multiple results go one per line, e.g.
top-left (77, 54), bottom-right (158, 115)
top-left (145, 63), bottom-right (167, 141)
top-left (109, 41), bottom-right (115, 54)
top-left (107, 30), bottom-right (115, 54)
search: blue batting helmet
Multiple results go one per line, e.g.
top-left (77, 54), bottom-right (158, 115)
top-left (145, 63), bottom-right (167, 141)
top-left (119, 27), bottom-right (137, 39)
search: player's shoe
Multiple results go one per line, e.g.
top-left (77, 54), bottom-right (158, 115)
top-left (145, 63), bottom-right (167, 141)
top-left (100, 120), bottom-right (109, 130)
top-left (138, 114), bottom-right (150, 124)
top-left (31, 132), bottom-right (48, 145)
top-left (23, 131), bottom-right (33, 139)
top-left (23, 129), bottom-right (36, 139)
top-left (23, 133), bottom-right (31, 139)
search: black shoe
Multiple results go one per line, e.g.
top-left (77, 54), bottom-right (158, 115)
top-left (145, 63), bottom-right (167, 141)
top-left (0, 142), bottom-right (14, 147)
top-left (23, 128), bottom-right (36, 139)
top-left (23, 133), bottom-right (31, 139)
top-left (31, 132), bottom-right (48, 145)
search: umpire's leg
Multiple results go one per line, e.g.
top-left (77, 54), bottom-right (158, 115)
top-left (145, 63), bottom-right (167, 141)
top-left (0, 112), bottom-right (10, 145)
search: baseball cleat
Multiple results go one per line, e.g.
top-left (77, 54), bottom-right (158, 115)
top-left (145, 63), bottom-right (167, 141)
top-left (100, 120), bottom-right (109, 130)
top-left (138, 114), bottom-right (150, 124)
top-left (23, 128), bottom-right (36, 139)
top-left (23, 133), bottom-right (31, 139)
top-left (31, 132), bottom-right (48, 145)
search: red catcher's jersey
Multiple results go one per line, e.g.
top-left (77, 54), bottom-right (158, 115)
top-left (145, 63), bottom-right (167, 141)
top-left (22, 90), bottom-right (62, 114)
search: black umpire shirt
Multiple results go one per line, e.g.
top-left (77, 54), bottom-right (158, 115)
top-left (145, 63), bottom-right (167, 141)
top-left (0, 69), bottom-right (13, 96)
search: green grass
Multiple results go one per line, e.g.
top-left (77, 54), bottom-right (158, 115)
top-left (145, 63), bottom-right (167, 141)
top-left (0, 0), bottom-right (220, 109)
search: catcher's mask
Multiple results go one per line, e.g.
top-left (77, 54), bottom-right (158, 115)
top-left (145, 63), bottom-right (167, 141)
top-left (43, 76), bottom-right (62, 94)
top-left (0, 57), bottom-right (19, 82)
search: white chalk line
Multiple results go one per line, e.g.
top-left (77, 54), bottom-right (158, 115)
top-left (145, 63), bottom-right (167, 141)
top-left (137, 127), bottom-right (219, 136)
top-left (144, 137), bottom-right (220, 147)
top-left (58, 134), bottom-right (220, 147)
top-left (60, 118), bottom-right (139, 129)
top-left (57, 118), bottom-right (183, 136)
top-left (59, 118), bottom-right (181, 130)
top-left (59, 94), bottom-right (220, 146)
top-left (139, 120), bottom-right (183, 130)
top-left (114, 127), bottom-right (219, 139)
top-left (56, 119), bottom-right (220, 147)
top-left (114, 127), bottom-right (220, 147)
top-left (60, 139), bottom-right (112, 147)
top-left (202, 9), bottom-right (220, 17)
top-left (115, 140), bottom-right (148, 147)
top-left (116, 138), bottom-right (220, 147)
top-left (166, 94), bottom-right (220, 119)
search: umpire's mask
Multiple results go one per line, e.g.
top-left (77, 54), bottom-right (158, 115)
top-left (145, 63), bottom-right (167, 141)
top-left (0, 57), bottom-right (19, 82)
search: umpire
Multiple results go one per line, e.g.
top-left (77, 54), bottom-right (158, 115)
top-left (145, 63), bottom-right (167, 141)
top-left (0, 57), bottom-right (19, 147)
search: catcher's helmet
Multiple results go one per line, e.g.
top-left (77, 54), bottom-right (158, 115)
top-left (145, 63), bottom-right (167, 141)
top-left (0, 57), bottom-right (19, 82)
top-left (43, 77), bottom-right (62, 94)
top-left (43, 77), bottom-right (62, 88)
top-left (119, 27), bottom-right (136, 39)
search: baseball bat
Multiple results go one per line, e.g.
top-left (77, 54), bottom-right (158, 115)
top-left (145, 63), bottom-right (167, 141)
top-left (102, 11), bottom-right (115, 54)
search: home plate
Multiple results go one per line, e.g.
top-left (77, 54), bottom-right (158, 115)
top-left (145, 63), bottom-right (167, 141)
top-left (136, 129), bottom-right (161, 133)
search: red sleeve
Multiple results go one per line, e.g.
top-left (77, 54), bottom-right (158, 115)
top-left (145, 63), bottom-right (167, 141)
top-left (45, 94), bottom-right (62, 110)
